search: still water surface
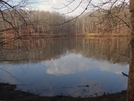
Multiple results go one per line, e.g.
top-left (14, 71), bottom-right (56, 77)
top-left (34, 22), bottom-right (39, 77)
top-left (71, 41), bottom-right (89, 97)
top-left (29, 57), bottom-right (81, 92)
top-left (0, 37), bottom-right (129, 97)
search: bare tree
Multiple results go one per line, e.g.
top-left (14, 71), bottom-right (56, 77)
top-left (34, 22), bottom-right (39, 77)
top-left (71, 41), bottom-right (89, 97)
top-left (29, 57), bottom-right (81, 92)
top-left (51, 1), bottom-right (134, 101)
top-left (1, 0), bottom-right (134, 100)
top-left (0, 0), bottom-right (34, 49)
top-left (127, 0), bottom-right (134, 101)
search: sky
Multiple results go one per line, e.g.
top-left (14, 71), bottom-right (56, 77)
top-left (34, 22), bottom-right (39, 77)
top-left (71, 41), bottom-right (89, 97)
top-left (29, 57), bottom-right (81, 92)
top-left (27, 0), bottom-right (129, 16)
top-left (10, 0), bottom-right (129, 16)
top-left (27, 0), bottom-right (98, 16)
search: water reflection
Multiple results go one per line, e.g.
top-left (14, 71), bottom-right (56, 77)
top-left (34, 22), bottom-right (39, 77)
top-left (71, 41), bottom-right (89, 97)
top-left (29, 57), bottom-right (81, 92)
top-left (0, 37), bottom-right (129, 97)
top-left (0, 37), bottom-right (130, 64)
top-left (44, 53), bottom-right (128, 75)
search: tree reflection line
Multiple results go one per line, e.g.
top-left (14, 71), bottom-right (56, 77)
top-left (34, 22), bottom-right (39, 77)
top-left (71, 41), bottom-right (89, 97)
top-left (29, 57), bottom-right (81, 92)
top-left (0, 68), bottom-right (22, 83)
top-left (0, 38), bottom-right (130, 65)
top-left (18, 83), bottom-right (105, 97)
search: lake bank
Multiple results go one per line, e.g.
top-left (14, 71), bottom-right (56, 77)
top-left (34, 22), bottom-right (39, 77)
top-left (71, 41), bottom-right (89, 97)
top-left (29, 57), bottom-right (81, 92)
top-left (76, 33), bottom-right (129, 37)
top-left (1, 33), bottom-right (129, 40)
top-left (0, 83), bottom-right (126, 101)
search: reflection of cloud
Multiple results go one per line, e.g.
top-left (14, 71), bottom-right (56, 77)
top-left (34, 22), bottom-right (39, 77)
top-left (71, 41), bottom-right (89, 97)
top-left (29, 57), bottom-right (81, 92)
top-left (44, 53), bottom-right (97, 75)
top-left (43, 53), bottom-right (128, 75)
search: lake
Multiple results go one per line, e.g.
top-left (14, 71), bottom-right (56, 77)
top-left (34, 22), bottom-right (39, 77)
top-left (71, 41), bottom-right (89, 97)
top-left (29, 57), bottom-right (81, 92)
top-left (0, 37), bottom-right (129, 97)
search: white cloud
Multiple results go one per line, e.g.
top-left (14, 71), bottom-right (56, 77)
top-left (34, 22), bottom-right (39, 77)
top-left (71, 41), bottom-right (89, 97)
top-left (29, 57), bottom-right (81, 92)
top-left (38, 4), bottom-right (52, 11)
top-left (51, 0), bottom-right (57, 4)
top-left (34, 0), bottom-right (89, 16)
top-left (24, 0), bottom-right (130, 15)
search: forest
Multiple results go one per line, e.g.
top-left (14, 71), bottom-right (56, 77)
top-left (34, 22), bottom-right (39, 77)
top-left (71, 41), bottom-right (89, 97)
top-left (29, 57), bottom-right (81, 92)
top-left (0, 2), bottom-right (130, 43)
top-left (1, 0), bottom-right (134, 101)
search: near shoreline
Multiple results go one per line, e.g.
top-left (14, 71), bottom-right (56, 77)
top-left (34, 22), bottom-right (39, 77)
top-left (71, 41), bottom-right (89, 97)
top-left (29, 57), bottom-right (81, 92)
top-left (0, 83), bottom-right (126, 101)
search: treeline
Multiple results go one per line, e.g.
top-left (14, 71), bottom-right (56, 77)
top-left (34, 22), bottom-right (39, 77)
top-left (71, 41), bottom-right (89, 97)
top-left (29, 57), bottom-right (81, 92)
top-left (28, 10), bottom-right (76, 35)
top-left (28, 3), bottom-right (130, 36)
top-left (75, 2), bottom-right (130, 35)
top-left (0, 2), bottom-right (130, 39)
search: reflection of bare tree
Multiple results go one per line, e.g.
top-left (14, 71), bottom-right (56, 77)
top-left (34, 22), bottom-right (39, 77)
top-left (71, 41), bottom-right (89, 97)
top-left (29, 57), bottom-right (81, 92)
top-left (0, 37), bottom-right (76, 64)
top-left (0, 37), bottom-right (129, 66)
top-left (0, 68), bottom-right (22, 82)
top-left (75, 37), bottom-right (130, 65)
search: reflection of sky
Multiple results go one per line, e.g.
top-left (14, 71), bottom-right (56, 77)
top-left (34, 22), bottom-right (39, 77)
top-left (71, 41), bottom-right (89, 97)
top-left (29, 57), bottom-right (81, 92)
top-left (43, 53), bottom-right (128, 75)
top-left (0, 53), bottom-right (128, 97)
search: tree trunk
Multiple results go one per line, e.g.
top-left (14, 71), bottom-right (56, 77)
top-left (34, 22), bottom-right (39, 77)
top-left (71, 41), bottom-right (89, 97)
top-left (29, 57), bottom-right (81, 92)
top-left (126, 0), bottom-right (134, 101)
